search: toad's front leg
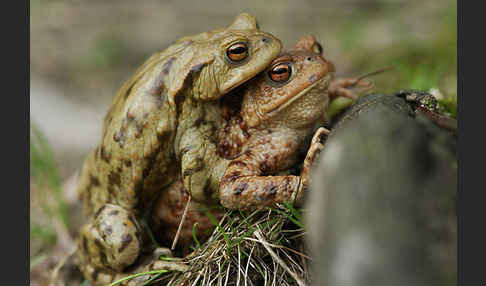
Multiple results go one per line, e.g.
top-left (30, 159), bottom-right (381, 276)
top-left (77, 204), bottom-right (143, 285)
top-left (300, 127), bottom-right (329, 192)
top-left (218, 131), bottom-right (327, 210)
top-left (219, 169), bottom-right (302, 211)
top-left (218, 129), bottom-right (330, 211)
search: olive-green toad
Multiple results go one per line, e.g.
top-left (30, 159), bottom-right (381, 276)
top-left (75, 13), bottom-right (281, 285)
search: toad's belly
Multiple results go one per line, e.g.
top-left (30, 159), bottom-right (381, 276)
top-left (150, 178), bottom-right (225, 253)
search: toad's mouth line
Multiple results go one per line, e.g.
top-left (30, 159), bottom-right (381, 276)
top-left (266, 74), bottom-right (332, 116)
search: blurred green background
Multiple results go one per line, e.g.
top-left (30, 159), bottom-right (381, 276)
top-left (30, 0), bottom-right (456, 284)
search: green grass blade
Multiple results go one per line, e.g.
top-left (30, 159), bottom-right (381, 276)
top-left (107, 270), bottom-right (169, 286)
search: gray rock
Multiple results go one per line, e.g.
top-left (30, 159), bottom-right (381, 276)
top-left (307, 93), bottom-right (456, 286)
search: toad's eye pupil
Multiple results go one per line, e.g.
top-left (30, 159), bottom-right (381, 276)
top-left (268, 63), bottom-right (291, 82)
top-left (273, 67), bottom-right (288, 74)
top-left (232, 46), bottom-right (246, 54)
top-left (227, 42), bottom-right (249, 62)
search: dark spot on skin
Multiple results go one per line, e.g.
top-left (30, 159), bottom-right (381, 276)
top-left (308, 74), bottom-right (318, 83)
top-left (107, 185), bottom-right (116, 198)
top-left (89, 175), bottom-right (101, 187)
top-left (109, 210), bottom-right (120, 216)
top-left (234, 182), bottom-right (248, 195)
top-left (261, 37), bottom-right (271, 44)
top-left (118, 234), bottom-right (133, 253)
top-left (94, 239), bottom-right (108, 266)
top-left (149, 70), bottom-right (168, 109)
top-left (114, 130), bottom-right (127, 147)
top-left (283, 177), bottom-right (292, 194)
top-left (142, 154), bottom-right (157, 179)
top-left (124, 83), bottom-right (136, 99)
top-left (222, 171), bottom-right (241, 184)
top-left (134, 181), bottom-right (143, 193)
top-left (94, 146), bottom-right (100, 160)
top-left (182, 40), bottom-right (193, 46)
top-left (108, 171), bottom-right (121, 187)
top-left (82, 236), bottom-right (88, 252)
top-left (263, 182), bottom-right (277, 197)
top-left (162, 57), bottom-right (176, 75)
top-left (128, 216), bottom-right (140, 235)
top-left (113, 131), bottom-right (121, 142)
top-left (156, 92), bottom-right (166, 108)
top-left (174, 95), bottom-right (185, 111)
top-left (104, 226), bottom-right (112, 236)
top-left (126, 111), bottom-right (136, 121)
top-left (202, 179), bottom-right (212, 199)
top-left (183, 164), bottom-right (204, 178)
top-left (150, 80), bottom-right (163, 96)
top-left (180, 146), bottom-right (194, 157)
top-left (91, 270), bottom-right (100, 281)
top-left (229, 160), bottom-right (248, 169)
top-left (190, 63), bottom-right (205, 73)
top-left (100, 146), bottom-right (111, 163)
top-left (94, 205), bottom-right (107, 218)
top-left (193, 117), bottom-right (203, 128)
top-left (124, 160), bottom-right (132, 167)
top-left (101, 225), bottom-right (113, 241)
top-left (156, 130), bottom-right (169, 143)
top-left (260, 161), bottom-right (270, 174)
top-left (254, 193), bottom-right (266, 201)
top-left (135, 121), bottom-right (145, 138)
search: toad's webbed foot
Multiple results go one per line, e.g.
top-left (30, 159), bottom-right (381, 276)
top-left (329, 77), bottom-right (373, 100)
top-left (77, 204), bottom-right (143, 285)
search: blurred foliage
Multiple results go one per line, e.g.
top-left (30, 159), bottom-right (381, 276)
top-left (30, 123), bottom-right (70, 262)
top-left (78, 33), bottom-right (132, 72)
top-left (328, 1), bottom-right (456, 120)
top-left (439, 96), bottom-right (457, 118)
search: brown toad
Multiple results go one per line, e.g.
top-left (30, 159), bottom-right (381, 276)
top-left (152, 35), bottom-right (361, 249)
top-left (75, 13), bottom-right (281, 285)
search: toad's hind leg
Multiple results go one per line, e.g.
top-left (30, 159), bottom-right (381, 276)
top-left (77, 204), bottom-right (143, 286)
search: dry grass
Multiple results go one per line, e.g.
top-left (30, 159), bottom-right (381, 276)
top-left (127, 206), bottom-right (310, 286)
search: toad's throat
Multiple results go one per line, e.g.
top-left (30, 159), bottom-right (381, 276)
top-left (266, 74), bottom-right (331, 116)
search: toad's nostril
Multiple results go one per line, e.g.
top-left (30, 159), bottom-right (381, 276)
top-left (262, 37), bottom-right (271, 44)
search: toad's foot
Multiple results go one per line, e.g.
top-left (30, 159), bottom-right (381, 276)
top-left (329, 77), bottom-right (373, 100)
top-left (77, 204), bottom-right (144, 286)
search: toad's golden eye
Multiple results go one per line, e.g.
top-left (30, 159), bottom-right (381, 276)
top-left (313, 42), bottom-right (323, 55)
top-left (226, 42), bottom-right (249, 62)
top-left (268, 63), bottom-right (292, 83)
